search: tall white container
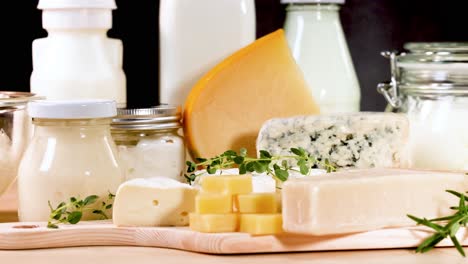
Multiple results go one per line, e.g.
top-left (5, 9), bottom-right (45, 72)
top-left (31, 0), bottom-right (127, 108)
top-left (283, 0), bottom-right (360, 113)
top-left (159, 0), bottom-right (256, 106)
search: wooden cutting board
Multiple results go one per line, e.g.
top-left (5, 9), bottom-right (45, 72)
top-left (0, 221), bottom-right (467, 254)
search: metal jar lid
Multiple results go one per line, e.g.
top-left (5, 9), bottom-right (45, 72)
top-left (377, 42), bottom-right (468, 108)
top-left (111, 105), bottom-right (182, 130)
top-left (0, 91), bottom-right (43, 109)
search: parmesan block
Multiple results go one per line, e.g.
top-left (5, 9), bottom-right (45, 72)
top-left (256, 113), bottom-right (409, 169)
top-left (113, 177), bottom-right (198, 227)
top-left (282, 169), bottom-right (467, 235)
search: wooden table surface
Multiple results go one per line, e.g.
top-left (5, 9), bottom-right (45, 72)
top-left (1, 185), bottom-right (468, 264)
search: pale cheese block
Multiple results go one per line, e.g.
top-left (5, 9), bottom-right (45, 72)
top-left (256, 112), bottom-right (409, 169)
top-left (282, 169), bottom-right (467, 235)
top-left (113, 177), bottom-right (198, 227)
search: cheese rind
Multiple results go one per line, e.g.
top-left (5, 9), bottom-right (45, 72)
top-left (112, 177), bottom-right (198, 227)
top-left (256, 113), bottom-right (409, 169)
top-left (240, 214), bottom-right (283, 235)
top-left (236, 193), bottom-right (278, 214)
top-left (189, 213), bottom-right (239, 233)
top-left (282, 169), bottom-right (467, 235)
top-left (200, 174), bottom-right (252, 195)
top-left (195, 194), bottom-right (233, 214)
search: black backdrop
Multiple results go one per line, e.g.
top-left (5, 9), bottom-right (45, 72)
top-left (3, 0), bottom-right (468, 111)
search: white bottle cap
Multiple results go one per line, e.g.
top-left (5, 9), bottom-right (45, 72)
top-left (38, 0), bottom-right (117, 29)
top-left (38, 0), bottom-right (117, 9)
top-left (281, 0), bottom-right (345, 4)
top-left (28, 100), bottom-right (117, 119)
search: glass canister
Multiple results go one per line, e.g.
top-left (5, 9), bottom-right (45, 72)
top-left (17, 100), bottom-right (125, 221)
top-left (378, 43), bottom-right (468, 171)
top-left (282, 0), bottom-right (361, 113)
top-left (111, 106), bottom-right (185, 182)
top-left (0, 92), bottom-right (40, 196)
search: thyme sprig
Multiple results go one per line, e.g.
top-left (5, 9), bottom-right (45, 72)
top-left (185, 147), bottom-right (336, 184)
top-left (408, 190), bottom-right (468, 257)
top-left (47, 192), bottom-right (116, 229)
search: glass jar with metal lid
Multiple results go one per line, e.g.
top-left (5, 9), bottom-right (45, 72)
top-left (378, 43), bottom-right (468, 171)
top-left (111, 106), bottom-right (185, 182)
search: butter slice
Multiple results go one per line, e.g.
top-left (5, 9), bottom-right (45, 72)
top-left (113, 177), bottom-right (198, 227)
top-left (282, 169), bottom-right (467, 235)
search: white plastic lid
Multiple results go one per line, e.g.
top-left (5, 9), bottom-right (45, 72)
top-left (38, 0), bottom-right (117, 10)
top-left (281, 0), bottom-right (345, 4)
top-left (28, 100), bottom-right (117, 119)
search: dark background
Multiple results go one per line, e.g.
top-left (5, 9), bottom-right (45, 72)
top-left (3, 0), bottom-right (468, 111)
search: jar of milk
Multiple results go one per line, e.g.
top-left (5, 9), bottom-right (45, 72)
top-left (282, 0), bottom-right (360, 113)
top-left (378, 43), bottom-right (468, 171)
top-left (17, 100), bottom-right (124, 221)
top-left (111, 106), bottom-right (185, 182)
top-left (31, 0), bottom-right (126, 108)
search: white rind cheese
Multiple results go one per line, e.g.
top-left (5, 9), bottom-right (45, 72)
top-left (113, 177), bottom-right (198, 227)
top-left (256, 113), bottom-right (409, 169)
top-left (282, 169), bottom-right (467, 235)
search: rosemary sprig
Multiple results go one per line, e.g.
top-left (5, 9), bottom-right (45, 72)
top-left (185, 147), bottom-right (336, 184)
top-left (47, 192), bottom-right (116, 229)
top-left (408, 190), bottom-right (468, 257)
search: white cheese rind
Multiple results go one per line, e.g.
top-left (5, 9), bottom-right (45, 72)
top-left (113, 177), bottom-right (198, 227)
top-left (282, 169), bottom-right (467, 235)
top-left (256, 113), bottom-right (409, 169)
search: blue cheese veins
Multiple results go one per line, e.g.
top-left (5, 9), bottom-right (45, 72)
top-left (256, 113), bottom-right (409, 169)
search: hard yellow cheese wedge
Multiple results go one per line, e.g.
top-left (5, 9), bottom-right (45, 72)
top-left (240, 214), bottom-right (283, 235)
top-left (236, 193), bottom-right (277, 214)
top-left (201, 174), bottom-right (252, 195)
top-left (184, 29), bottom-right (320, 158)
top-left (189, 213), bottom-right (239, 233)
top-left (195, 193), bottom-right (232, 214)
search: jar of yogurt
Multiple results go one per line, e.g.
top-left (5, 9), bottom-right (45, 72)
top-left (378, 43), bottom-right (468, 171)
top-left (111, 106), bottom-right (185, 182)
top-left (17, 100), bottom-right (124, 221)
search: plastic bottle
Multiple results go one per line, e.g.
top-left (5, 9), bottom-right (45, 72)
top-left (159, 0), bottom-right (256, 106)
top-left (31, 0), bottom-right (126, 108)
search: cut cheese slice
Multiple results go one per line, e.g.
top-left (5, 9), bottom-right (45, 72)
top-left (113, 177), bottom-right (198, 227)
top-left (184, 29), bottom-right (320, 158)
top-left (282, 169), bottom-right (467, 235)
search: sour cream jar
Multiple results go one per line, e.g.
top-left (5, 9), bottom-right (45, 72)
top-left (17, 100), bottom-right (124, 221)
top-left (378, 43), bottom-right (468, 171)
top-left (111, 106), bottom-right (185, 182)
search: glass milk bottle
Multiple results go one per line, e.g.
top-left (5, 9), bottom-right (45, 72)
top-left (283, 0), bottom-right (360, 113)
top-left (159, 0), bottom-right (256, 106)
top-left (31, 0), bottom-right (127, 108)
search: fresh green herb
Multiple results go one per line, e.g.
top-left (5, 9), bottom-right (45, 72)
top-left (184, 147), bottom-right (337, 184)
top-left (408, 190), bottom-right (468, 257)
top-left (47, 192), bottom-right (115, 229)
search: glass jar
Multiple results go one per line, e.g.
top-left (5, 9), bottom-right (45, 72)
top-left (282, 0), bottom-right (361, 113)
top-left (17, 100), bottom-right (124, 221)
top-left (0, 92), bottom-right (41, 197)
top-left (378, 43), bottom-right (468, 171)
top-left (111, 106), bottom-right (185, 182)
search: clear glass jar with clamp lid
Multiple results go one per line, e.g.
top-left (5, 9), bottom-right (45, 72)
top-left (378, 43), bottom-right (468, 171)
top-left (111, 106), bottom-right (185, 182)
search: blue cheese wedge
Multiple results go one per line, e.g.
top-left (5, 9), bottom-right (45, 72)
top-left (256, 113), bottom-right (409, 169)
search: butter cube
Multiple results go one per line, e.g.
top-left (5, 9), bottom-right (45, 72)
top-left (236, 193), bottom-right (277, 213)
top-left (201, 174), bottom-right (252, 194)
top-left (195, 194), bottom-right (232, 214)
top-left (189, 213), bottom-right (239, 233)
top-left (240, 214), bottom-right (283, 235)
